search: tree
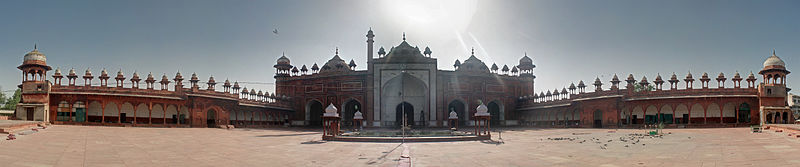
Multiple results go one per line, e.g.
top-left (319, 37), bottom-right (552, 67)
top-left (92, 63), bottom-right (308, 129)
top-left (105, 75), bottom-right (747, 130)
top-left (2, 88), bottom-right (21, 110)
top-left (0, 86), bottom-right (6, 107)
top-left (632, 81), bottom-right (655, 92)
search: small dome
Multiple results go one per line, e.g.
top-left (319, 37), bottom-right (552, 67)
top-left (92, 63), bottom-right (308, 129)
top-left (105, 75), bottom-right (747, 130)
top-left (475, 103), bottom-right (489, 116)
top-left (116, 70), bottom-right (124, 77)
top-left (763, 50), bottom-right (785, 67)
top-left (277, 53), bottom-right (291, 65)
top-left (21, 45), bottom-right (49, 69)
top-left (448, 111), bottom-right (458, 119)
top-left (311, 63), bottom-right (319, 71)
top-left (423, 46), bottom-right (432, 55)
top-left (348, 59), bottom-right (356, 67)
top-left (569, 83), bottom-right (576, 89)
top-left (517, 52), bottom-right (535, 70)
top-left (501, 65), bottom-right (509, 72)
top-left (593, 77), bottom-right (602, 86)
top-left (354, 111), bottom-right (364, 120)
top-left (324, 104), bottom-right (339, 117)
top-left (208, 76), bottom-right (216, 83)
top-left (190, 73), bottom-right (199, 81)
top-left (54, 68), bottom-right (62, 75)
top-left (378, 47), bottom-right (386, 55)
top-left (84, 68), bottom-right (93, 76)
top-left (300, 65), bottom-right (308, 72)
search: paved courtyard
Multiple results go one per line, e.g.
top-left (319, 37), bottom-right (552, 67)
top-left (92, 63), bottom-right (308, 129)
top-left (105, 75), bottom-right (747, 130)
top-left (2, 125), bottom-right (800, 167)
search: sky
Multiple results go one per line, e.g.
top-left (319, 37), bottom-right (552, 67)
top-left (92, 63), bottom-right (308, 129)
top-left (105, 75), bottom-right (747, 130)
top-left (1, 0), bottom-right (798, 96)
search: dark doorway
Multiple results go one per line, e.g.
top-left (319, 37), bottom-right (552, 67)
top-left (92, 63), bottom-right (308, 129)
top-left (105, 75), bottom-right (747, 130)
top-left (179, 114), bottom-right (186, 124)
top-left (682, 114), bottom-right (689, 124)
top-left (26, 108), bottom-right (34, 121)
top-left (120, 113), bottom-right (128, 123)
top-left (448, 100), bottom-right (467, 126)
top-left (207, 109), bottom-right (217, 128)
top-left (488, 101), bottom-right (501, 126)
top-left (738, 103), bottom-right (750, 123)
top-left (343, 100), bottom-right (361, 129)
top-left (395, 102), bottom-right (414, 127)
top-left (307, 101), bottom-right (323, 126)
top-left (782, 112), bottom-right (789, 124)
top-left (593, 110), bottom-right (603, 128)
top-left (75, 108), bottom-right (86, 122)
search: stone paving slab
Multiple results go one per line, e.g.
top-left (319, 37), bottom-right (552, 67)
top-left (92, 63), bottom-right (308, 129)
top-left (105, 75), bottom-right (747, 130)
top-left (1, 126), bottom-right (799, 167)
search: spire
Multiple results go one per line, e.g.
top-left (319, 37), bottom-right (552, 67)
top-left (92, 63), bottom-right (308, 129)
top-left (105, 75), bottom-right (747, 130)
top-left (34, 43), bottom-right (37, 50)
top-left (471, 47), bottom-right (475, 56)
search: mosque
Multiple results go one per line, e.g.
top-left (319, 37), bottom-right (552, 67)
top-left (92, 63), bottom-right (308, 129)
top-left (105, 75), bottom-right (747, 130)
top-left (13, 28), bottom-right (793, 128)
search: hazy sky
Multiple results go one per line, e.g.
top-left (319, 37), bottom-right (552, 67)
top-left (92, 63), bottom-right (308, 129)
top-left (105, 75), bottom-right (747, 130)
top-left (1, 0), bottom-right (798, 96)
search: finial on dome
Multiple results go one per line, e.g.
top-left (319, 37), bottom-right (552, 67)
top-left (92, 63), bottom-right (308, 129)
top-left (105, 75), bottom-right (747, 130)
top-left (34, 43), bottom-right (37, 50)
top-left (471, 47), bottom-right (475, 56)
top-left (335, 47), bottom-right (339, 55)
top-left (402, 32), bottom-right (406, 41)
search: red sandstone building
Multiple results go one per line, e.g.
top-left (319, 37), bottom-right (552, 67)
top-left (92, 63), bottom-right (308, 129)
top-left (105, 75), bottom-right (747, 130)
top-left (13, 29), bottom-right (792, 128)
top-left (15, 45), bottom-right (293, 128)
top-left (517, 50), bottom-right (792, 128)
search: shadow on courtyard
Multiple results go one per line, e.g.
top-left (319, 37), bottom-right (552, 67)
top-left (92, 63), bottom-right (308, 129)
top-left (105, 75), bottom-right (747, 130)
top-left (255, 132), bottom-right (321, 138)
top-left (366, 143), bottom-right (403, 165)
top-left (300, 140), bottom-right (327, 144)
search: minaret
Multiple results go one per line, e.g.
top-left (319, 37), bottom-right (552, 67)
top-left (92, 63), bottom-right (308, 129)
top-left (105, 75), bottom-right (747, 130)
top-left (17, 44), bottom-right (53, 121)
top-left (366, 28), bottom-right (375, 62)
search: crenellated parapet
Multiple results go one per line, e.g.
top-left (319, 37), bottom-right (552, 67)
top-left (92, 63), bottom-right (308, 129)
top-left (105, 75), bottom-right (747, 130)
top-left (50, 69), bottom-right (293, 109)
top-left (520, 71), bottom-right (761, 106)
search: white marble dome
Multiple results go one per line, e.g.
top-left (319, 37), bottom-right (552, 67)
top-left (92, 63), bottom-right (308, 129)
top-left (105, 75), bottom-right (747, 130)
top-left (763, 52), bottom-right (785, 67)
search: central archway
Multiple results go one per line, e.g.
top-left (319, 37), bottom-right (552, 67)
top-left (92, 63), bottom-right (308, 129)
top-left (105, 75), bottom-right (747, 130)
top-left (207, 109), bottom-right (217, 128)
top-left (395, 102), bottom-right (414, 127)
top-left (381, 73), bottom-right (428, 127)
